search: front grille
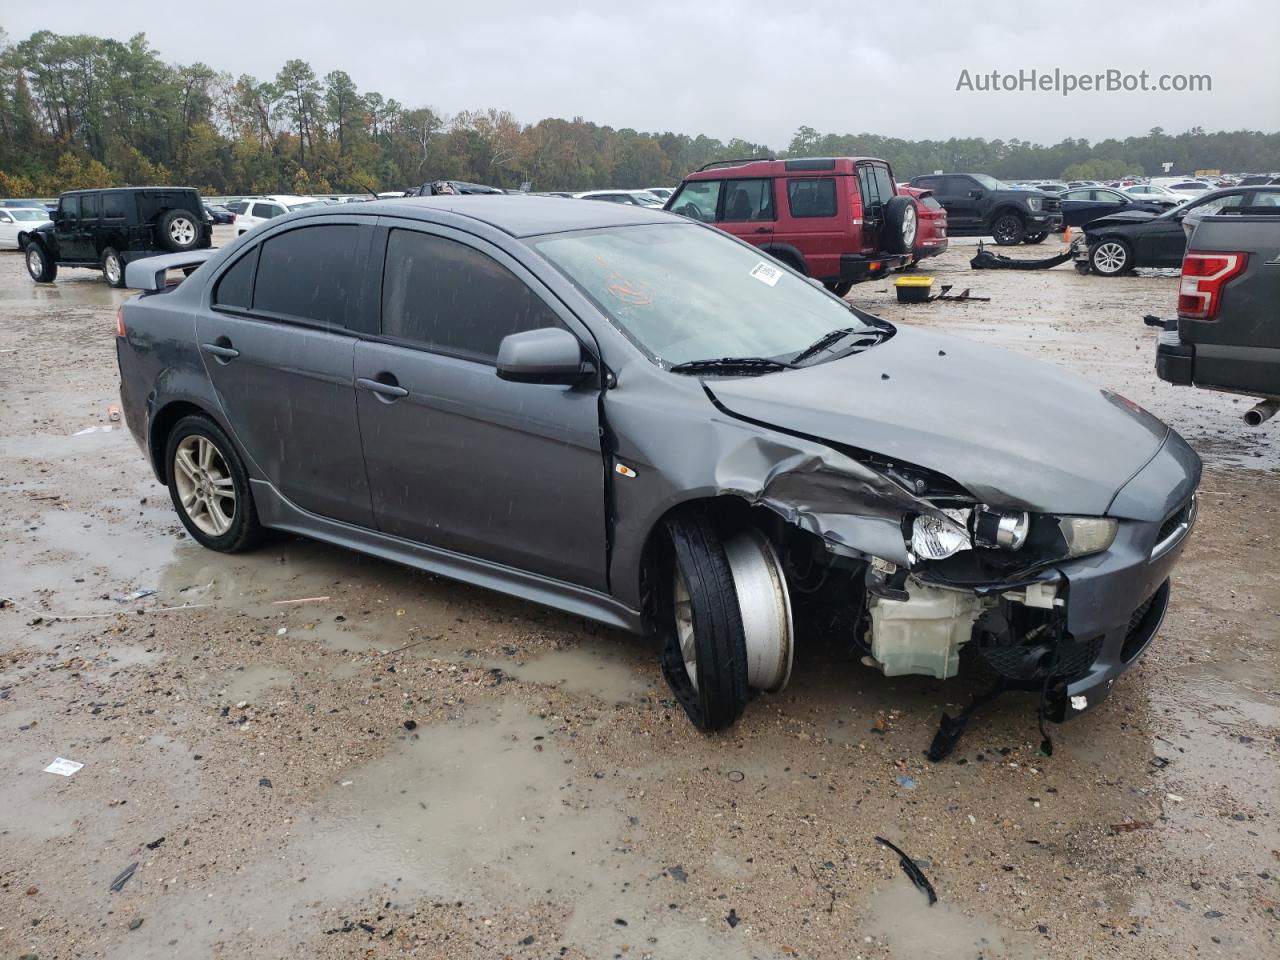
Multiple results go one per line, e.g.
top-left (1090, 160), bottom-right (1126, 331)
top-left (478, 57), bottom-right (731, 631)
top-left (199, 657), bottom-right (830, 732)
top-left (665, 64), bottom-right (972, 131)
top-left (979, 634), bottom-right (1102, 683)
top-left (1055, 635), bottom-right (1105, 681)
top-left (1042, 197), bottom-right (1062, 212)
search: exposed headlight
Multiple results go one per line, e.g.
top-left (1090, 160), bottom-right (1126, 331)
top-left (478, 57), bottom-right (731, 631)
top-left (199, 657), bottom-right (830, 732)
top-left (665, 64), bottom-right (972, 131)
top-left (1027, 197), bottom-right (1043, 212)
top-left (1058, 517), bottom-right (1118, 557)
top-left (975, 509), bottom-right (1030, 550)
top-left (911, 512), bottom-right (972, 560)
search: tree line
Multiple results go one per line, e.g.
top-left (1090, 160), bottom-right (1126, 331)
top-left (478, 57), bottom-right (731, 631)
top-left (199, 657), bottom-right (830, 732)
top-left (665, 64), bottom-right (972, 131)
top-left (1, 29), bottom-right (1277, 198)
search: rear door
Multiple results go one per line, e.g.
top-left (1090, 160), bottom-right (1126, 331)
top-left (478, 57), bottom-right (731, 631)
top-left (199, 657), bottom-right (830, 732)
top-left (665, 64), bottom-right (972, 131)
top-left (715, 177), bottom-right (775, 248)
top-left (353, 221), bottom-right (607, 590)
top-left (195, 218), bottom-right (375, 527)
top-left (855, 163), bottom-right (885, 253)
top-left (774, 175), bottom-right (842, 278)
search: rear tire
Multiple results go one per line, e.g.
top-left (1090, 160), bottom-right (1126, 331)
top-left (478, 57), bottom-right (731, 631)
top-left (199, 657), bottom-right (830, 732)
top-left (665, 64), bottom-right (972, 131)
top-left (157, 209), bottom-right (201, 252)
top-left (823, 280), bottom-right (854, 298)
top-left (25, 242), bottom-right (56, 283)
top-left (991, 212), bottom-right (1026, 245)
top-left (1023, 232), bottom-right (1048, 244)
top-left (660, 511), bottom-right (750, 732)
top-left (165, 414), bottom-right (262, 553)
top-left (102, 248), bottom-right (126, 287)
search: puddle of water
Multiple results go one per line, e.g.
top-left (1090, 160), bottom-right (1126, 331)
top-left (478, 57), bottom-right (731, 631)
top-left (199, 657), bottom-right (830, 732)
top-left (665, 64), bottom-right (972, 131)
top-left (108, 704), bottom-right (776, 960)
top-left (495, 642), bottom-right (656, 704)
top-left (864, 879), bottom-right (1035, 959)
top-left (219, 664), bottom-right (295, 704)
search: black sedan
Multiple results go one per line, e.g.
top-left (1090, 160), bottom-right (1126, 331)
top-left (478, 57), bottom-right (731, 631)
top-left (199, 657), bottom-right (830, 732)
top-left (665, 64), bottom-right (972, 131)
top-left (204, 203), bottom-right (235, 225)
top-left (1058, 187), bottom-right (1166, 229)
top-left (1082, 185), bottom-right (1280, 275)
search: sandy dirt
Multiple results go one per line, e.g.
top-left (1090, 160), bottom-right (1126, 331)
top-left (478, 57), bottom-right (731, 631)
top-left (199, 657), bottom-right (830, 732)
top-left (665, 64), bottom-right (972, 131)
top-left (1, 230), bottom-right (1276, 959)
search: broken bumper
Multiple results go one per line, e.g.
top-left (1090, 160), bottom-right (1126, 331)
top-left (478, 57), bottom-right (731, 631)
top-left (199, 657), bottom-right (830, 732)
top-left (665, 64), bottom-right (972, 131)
top-left (1045, 436), bottom-right (1200, 721)
top-left (1155, 327), bottom-right (1195, 385)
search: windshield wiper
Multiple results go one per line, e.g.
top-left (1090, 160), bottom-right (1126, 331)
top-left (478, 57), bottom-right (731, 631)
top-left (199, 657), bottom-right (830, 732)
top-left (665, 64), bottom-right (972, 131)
top-left (668, 356), bottom-right (797, 374)
top-left (789, 327), bottom-right (883, 365)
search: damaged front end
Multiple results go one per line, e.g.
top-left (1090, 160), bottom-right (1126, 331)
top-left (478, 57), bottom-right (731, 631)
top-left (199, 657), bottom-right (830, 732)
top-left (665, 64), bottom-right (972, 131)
top-left (701, 423), bottom-right (1198, 755)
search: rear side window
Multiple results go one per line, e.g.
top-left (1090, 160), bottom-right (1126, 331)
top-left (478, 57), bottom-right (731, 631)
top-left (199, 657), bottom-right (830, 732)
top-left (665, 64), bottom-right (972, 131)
top-left (102, 192), bottom-right (128, 218)
top-left (252, 225), bottom-right (359, 327)
top-left (787, 178), bottom-right (837, 218)
top-left (213, 248), bottom-right (258, 310)
top-left (720, 179), bottom-right (774, 222)
top-left (251, 202), bottom-right (276, 218)
top-left (381, 229), bottom-right (562, 362)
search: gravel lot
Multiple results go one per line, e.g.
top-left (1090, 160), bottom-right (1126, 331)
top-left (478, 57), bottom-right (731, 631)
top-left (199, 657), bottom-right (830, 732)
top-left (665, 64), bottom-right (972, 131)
top-left (1, 229), bottom-right (1276, 959)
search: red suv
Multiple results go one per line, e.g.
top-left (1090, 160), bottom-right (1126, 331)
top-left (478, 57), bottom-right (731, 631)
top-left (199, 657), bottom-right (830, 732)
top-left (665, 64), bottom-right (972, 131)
top-left (665, 157), bottom-right (918, 295)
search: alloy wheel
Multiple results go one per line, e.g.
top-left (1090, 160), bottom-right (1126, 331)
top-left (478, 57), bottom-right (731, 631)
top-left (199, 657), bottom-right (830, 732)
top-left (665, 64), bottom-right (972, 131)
top-left (173, 434), bottom-right (236, 536)
top-left (105, 255), bottom-right (121, 285)
top-left (169, 217), bottom-right (196, 246)
top-left (26, 246), bottom-right (43, 274)
top-left (901, 205), bottom-right (917, 247)
top-left (1093, 241), bottom-right (1128, 274)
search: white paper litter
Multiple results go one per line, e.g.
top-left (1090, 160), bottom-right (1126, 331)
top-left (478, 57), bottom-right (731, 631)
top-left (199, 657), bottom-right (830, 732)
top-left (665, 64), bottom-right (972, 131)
top-left (44, 757), bottom-right (84, 776)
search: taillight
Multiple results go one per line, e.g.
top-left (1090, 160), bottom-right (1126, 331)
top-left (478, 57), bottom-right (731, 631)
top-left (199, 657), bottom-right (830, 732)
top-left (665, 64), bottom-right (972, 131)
top-left (1177, 252), bottom-right (1247, 320)
top-left (116, 305), bottom-right (126, 337)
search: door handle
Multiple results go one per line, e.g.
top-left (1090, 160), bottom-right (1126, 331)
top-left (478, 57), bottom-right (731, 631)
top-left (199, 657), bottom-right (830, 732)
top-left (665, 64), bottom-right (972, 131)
top-left (753, 226), bottom-right (770, 234)
top-left (357, 376), bottom-right (409, 400)
top-left (200, 342), bottom-right (239, 361)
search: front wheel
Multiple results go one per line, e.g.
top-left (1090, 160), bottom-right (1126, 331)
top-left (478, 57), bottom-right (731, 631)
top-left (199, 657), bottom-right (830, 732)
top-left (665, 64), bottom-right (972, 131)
top-left (991, 212), bottom-right (1026, 245)
top-left (1023, 232), bottom-right (1048, 244)
top-left (1090, 239), bottom-right (1132, 275)
top-left (823, 280), bottom-right (854, 298)
top-left (165, 414), bottom-right (262, 552)
top-left (26, 243), bottom-right (57, 283)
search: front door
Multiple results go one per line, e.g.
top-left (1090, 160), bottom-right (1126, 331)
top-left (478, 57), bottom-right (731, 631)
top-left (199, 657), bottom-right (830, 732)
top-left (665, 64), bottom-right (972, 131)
top-left (715, 177), bottom-right (775, 249)
top-left (354, 223), bottom-right (607, 590)
top-left (56, 194), bottom-right (91, 261)
top-left (195, 219), bottom-right (375, 527)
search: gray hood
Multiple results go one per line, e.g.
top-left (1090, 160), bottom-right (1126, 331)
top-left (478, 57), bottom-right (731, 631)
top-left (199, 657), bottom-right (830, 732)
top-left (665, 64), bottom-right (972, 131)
top-left (704, 325), bottom-right (1168, 515)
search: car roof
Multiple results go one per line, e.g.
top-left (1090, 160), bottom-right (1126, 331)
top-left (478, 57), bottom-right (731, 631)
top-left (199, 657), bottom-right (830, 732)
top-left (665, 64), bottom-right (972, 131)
top-left (683, 157), bottom-right (884, 181)
top-left (62, 186), bottom-right (196, 194)
top-left (302, 194), bottom-right (673, 238)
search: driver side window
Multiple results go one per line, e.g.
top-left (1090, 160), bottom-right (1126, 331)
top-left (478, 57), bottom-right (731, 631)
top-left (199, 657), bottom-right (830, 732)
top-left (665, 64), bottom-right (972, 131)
top-left (671, 181), bottom-right (721, 222)
top-left (1192, 194), bottom-right (1244, 216)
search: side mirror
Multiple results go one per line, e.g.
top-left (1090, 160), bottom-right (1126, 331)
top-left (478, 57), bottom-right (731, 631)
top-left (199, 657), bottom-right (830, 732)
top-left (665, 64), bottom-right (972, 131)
top-left (496, 327), bottom-right (591, 385)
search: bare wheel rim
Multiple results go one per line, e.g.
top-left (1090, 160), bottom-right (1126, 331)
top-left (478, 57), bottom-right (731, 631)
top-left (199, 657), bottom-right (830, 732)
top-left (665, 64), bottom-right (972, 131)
top-left (27, 246), bottom-right (42, 273)
top-left (174, 434), bottom-right (236, 537)
top-left (1094, 242), bottom-right (1127, 273)
top-left (902, 205), bottom-right (917, 246)
top-left (673, 568), bottom-right (698, 691)
top-left (104, 254), bottom-right (120, 283)
top-left (169, 217), bottom-right (196, 245)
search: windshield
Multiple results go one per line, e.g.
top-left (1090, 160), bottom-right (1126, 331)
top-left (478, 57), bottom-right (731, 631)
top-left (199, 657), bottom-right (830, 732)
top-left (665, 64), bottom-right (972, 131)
top-left (971, 174), bottom-right (1007, 191)
top-left (10, 209), bottom-right (48, 222)
top-left (530, 223), bottom-right (882, 366)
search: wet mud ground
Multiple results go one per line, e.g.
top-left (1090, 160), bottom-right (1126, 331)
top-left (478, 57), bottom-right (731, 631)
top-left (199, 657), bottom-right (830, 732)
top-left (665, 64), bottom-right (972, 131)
top-left (1, 229), bottom-right (1276, 959)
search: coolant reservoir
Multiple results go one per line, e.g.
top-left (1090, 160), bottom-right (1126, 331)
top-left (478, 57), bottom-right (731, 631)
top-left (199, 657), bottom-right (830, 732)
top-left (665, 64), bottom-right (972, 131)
top-left (868, 579), bottom-right (984, 679)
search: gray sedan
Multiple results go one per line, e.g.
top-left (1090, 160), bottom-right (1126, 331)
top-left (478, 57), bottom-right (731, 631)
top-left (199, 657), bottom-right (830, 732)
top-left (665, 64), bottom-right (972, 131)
top-left (116, 197), bottom-right (1199, 741)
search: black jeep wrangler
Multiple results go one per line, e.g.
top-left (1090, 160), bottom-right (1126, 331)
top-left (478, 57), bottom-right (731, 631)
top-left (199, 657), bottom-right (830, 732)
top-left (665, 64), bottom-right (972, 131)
top-left (908, 173), bottom-right (1063, 245)
top-left (25, 187), bottom-right (212, 287)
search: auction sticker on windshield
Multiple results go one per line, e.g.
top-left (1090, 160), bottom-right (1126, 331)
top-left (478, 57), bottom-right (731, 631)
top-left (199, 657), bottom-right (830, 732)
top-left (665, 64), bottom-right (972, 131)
top-left (750, 261), bottom-right (783, 286)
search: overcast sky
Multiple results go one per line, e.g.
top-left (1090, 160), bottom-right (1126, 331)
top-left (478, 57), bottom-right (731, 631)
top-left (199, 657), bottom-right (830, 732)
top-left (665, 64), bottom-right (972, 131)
top-left (6, 0), bottom-right (1277, 146)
